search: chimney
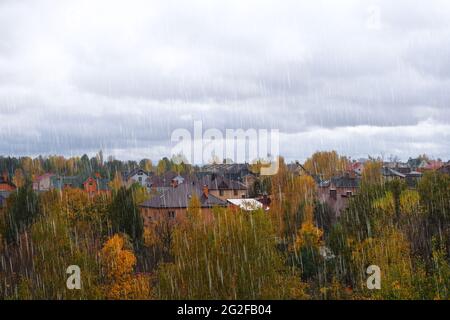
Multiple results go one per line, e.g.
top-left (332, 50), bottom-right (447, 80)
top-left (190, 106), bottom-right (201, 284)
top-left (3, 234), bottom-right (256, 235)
top-left (330, 189), bottom-right (337, 200)
top-left (202, 184), bottom-right (209, 198)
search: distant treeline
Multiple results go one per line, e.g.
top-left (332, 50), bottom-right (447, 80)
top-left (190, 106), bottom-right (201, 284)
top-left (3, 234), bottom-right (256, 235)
top-left (0, 152), bottom-right (195, 179)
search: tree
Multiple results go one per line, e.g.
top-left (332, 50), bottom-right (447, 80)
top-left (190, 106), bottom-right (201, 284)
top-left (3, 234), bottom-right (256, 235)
top-left (28, 191), bottom-right (102, 299)
top-left (4, 181), bottom-right (40, 243)
top-left (361, 160), bottom-right (383, 186)
top-left (12, 168), bottom-right (25, 188)
top-left (157, 207), bottom-right (308, 299)
top-left (303, 151), bottom-right (348, 180)
top-left (100, 234), bottom-right (151, 299)
top-left (109, 171), bottom-right (124, 193)
top-left (109, 187), bottom-right (144, 249)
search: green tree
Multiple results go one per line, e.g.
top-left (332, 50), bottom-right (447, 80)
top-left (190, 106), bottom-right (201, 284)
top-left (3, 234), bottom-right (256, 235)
top-left (109, 186), bottom-right (144, 249)
top-left (4, 180), bottom-right (40, 243)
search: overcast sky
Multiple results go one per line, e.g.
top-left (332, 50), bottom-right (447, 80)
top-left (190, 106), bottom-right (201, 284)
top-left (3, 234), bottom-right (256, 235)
top-left (0, 0), bottom-right (449, 163)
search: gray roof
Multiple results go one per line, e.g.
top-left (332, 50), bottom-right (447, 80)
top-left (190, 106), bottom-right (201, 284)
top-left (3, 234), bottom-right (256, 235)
top-left (331, 175), bottom-right (360, 188)
top-left (382, 167), bottom-right (406, 178)
top-left (140, 183), bottom-right (227, 209)
top-left (197, 175), bottom-right (247, 190)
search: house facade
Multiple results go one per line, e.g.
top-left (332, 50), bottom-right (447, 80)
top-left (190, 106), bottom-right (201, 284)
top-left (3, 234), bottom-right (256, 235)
top-left (50, 175), bottom-right (110, 197)
top-left (317, 174), bottom-right (360, 217)
top-left (139, 183), bottom-right (227, 226)
top-left (32, 173), bottom-right (55, 192)
top-left (124, 169), bottom-right (152, 189)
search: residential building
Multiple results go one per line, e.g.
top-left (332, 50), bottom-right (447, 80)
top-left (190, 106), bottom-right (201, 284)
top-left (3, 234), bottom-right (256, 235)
top-left (317, 174), bottom-right (360, 217)
top-left (32, 173), bottom-right (55, 192)
top-left (139, 183), bottom-right (227, 226)
top-left (124, 169), bottom-right (152, 189)
top-left (50, 175), bottom-right (110, 197)
top-left (197, 174), bottom-right (248, 200)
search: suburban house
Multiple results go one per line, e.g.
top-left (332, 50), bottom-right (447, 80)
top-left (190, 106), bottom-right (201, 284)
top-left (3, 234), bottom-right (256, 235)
top-left (317, 174), bottom-right (360, 216)
top-left (197, 174), bottom-right (248, 200)
top-left (32, 173), bottom-right (55, 192)
top-left (124, 169), bottom-right (152, 189)
top-left (139, 183), bottom-right (227, 226)
top-left (146, 171), bottom-right (183, 192)
top-left (0, 175), bottom-right (16, 200)
top-left (382, 166), bottom-right (406, 181)
top-left (348, 162), bottom-right (364, 175)
top-left (50, 175), bottom-right (110, 197)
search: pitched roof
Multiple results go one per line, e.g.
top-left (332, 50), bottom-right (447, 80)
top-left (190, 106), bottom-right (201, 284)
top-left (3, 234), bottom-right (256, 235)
top-left (330, 175), bottom-right (360, 188)
top-left (438, 164), bottom-right (450, 175)
top-left (198, 175), bottom-right (247, 190)
top-left (227, 198), bottom-right (262, 211)
top-left (124, 169), bottom-right (151, 181)
top-left (382, 167), bottom-right (406, 178)
top-left (51, 175), bottom-right (109, 191)
top-left (140, 183), bottom-right (227, 209)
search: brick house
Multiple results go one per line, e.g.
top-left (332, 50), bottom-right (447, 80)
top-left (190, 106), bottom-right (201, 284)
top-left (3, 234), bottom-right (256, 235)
top-left (139, 183), bottom-right (227, 226)
top-left (317, 174), bottom-right (360, 217)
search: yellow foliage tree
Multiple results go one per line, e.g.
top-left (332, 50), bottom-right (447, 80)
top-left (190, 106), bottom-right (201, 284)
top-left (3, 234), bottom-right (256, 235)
top-left (303, 151), bottom-right (348, 180)
top-left (351, 227), bottom-right (417, 299)
top-left (361, 160), bottom-right (383, 186)
top-left (12, 169), bottom-right (25, 188)
top-left (100, 234), bottom-right (151, 300)
top-left (109, 171), bottom-right (124, 193)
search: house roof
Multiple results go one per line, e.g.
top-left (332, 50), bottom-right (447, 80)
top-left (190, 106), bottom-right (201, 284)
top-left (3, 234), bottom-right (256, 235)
top-left (227, 198), bottom-right (262, 211)
top-left (140, 183), bottom-right (227, 209)
top-left (198, 175), bottom-right (247, 190)
top-left (200, 163), bottom-right (251, 175)
top-left (124, 169), bottom-right (151, 181)
top-left (330, 175), bottom-right (360, 188)
top-left (382, 167), bottom-right (406, 178)
top-left (438, 164), bottom-right (450, 175)
top-left (51, 175), bottom-right (109, 191)
top-left (0, 176), bottom-right (16, 191)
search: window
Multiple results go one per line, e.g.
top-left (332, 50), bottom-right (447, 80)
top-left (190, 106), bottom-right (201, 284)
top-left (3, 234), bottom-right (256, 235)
top-left (219, 190), bottom-right (224, 196)
top-left (138, 177), bottom-right (142, 182)
top-left (168, 211), bottom-right (176, 219)
top-left (233, 189), bottom-right (238, 196)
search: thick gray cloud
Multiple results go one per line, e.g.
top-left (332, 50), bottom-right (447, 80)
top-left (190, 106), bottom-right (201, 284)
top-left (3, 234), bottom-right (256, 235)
top-left (0, 0), bottom-right (449, 162)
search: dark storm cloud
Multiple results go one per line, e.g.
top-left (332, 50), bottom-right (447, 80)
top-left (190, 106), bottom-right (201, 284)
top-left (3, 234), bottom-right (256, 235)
top-left (0, 0), bottom-right (449, 161)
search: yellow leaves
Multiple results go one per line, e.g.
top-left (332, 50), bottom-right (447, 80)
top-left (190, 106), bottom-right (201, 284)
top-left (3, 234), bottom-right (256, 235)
top-left (294, 219), bottom-right (324, 250)
top-left (373, 191), bottom-right (394, 215)
top-left (101, 234), bottom-right (136, 279)
top-left (109, 171), bottom-right (123, 192)
top-left (351, 227), bottom-right (416, 299)
top-left (362, 160), bottom-right (383, 186)
top-left (303, 151), bottom-right (348, 180)
top-left (294, 204), bottom-right (323, 250)
top-left (12, 169), bottom-right (25, 188)
top-left (100, 234), bottom-right (152, 300)
top-left (400, 190), bottom-right (421, 215)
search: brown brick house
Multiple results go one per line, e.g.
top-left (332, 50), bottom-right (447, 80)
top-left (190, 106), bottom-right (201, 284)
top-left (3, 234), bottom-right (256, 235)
top-left (139, 183), bottom-right (227, 226)
top-left (317, 174), bottom-right (360, 217)
top-left (197, 174), bottom-right (248, 200)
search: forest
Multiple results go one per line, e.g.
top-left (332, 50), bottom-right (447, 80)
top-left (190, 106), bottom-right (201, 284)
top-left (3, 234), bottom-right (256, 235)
top-left (0, 152), bottom-right (449, 300)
